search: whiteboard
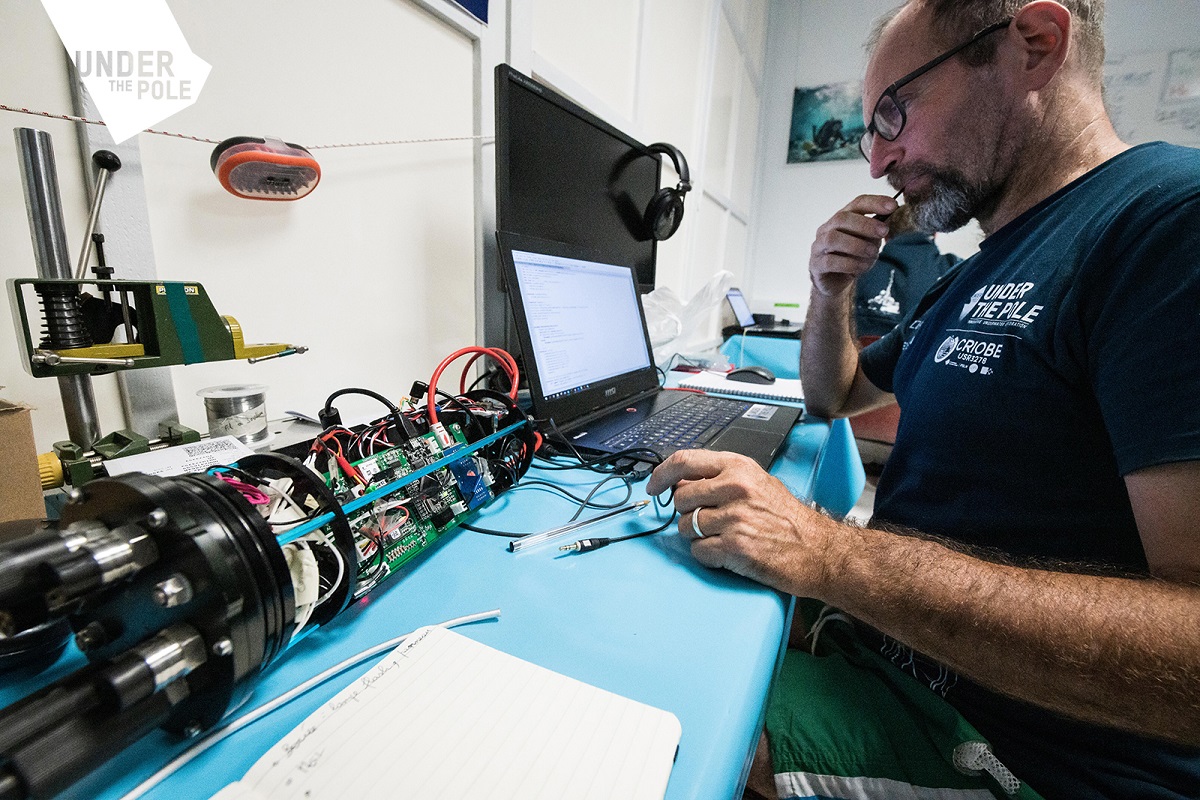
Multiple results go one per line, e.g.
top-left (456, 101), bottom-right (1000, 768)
top-left (1104, 48), bottom-right (1200, 147)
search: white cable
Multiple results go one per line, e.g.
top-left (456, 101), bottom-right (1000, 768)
top-left (310, 530), bottom-right (345, 607)
top-left (286, 541), bottom-right (316, 635)
top-left (120, 609), bottom-right (501, 800)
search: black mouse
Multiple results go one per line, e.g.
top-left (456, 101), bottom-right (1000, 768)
top-left (727, 366), bottom-right (776, 384)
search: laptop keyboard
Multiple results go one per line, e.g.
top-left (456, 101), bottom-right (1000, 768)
top-left (601, 393), bottom-right (751, 453)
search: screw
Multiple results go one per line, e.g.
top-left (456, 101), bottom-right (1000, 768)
top-left (147, 508), bottom-right (168, 529)
top-left (74, 621), bottom-right (109, 652)
top-left (65, 487), bottom-right (83, 503)
top-left (151, 574), bottom-right (193, 608)
top-left (212, 638), bottom-right (233, 657)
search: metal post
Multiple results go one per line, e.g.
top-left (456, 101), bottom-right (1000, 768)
top-left (15, 127), bottom-right (101, 448)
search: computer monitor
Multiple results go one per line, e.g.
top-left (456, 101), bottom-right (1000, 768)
top-left (487, 65), bottom-right (662, 351)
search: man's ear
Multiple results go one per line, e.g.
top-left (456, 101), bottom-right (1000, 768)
top-left (1009, 0), bottom-right (1072, 91)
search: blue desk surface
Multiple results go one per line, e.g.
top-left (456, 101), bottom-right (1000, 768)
top-left (2, 360), bottom-right (863, 800)
top-left (717, 334), bottom-right (865, 519)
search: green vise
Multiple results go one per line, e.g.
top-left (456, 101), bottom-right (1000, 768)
top-left (8, 277), bottom-right (305, 378)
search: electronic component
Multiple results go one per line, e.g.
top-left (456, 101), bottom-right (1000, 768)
top-left (315, 419), bottom-right (515, 597)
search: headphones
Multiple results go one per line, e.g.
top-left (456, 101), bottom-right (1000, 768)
top-left (644, 142), bottom-right (691, 241)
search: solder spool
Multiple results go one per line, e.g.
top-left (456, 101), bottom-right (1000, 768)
top-left (198, 384), bottom-right (271, 446)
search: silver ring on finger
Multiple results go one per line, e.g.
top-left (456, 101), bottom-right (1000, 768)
top-left (691, 507), bottom-right (706, 539)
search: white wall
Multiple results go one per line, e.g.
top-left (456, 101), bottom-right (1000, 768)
top-left (749, 0), bottom-right (1200, 323)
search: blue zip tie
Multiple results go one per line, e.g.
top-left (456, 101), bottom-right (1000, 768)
top-left (270, 420), bottom-right (528, 546)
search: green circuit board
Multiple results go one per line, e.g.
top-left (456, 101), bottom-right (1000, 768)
top-left (323, 423), bottom-right (495, 594)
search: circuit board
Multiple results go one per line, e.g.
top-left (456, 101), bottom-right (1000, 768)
top-left (323, 423), bottom-right (496, 595)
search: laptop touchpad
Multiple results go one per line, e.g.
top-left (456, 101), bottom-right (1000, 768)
top-left (708, 428), bottom-right (783, 469)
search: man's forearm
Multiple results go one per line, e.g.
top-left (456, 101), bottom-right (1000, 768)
top-left (799, 288), bottom-right (859, 417)
top-left (811, 520), bottom-right (1200, 745)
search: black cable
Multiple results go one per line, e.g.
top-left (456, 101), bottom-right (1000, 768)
top-left (657, 353), bottom-right (707, 387)
top-left (510, 479), bottom-right (635, 510)
top-left (466, 370), bottom-right (490, 393)
top-left (566, 474), bottom-right (633, 522)
top-left (559, 494), bottom-right (679, 553)
top-left (467, 365), bottom-right (514, 395)
top-left (322, 387), bottom-right (401, 416)
top-left (459, 522), bottom-right (524, 538)
top-left (461, 471), bottom-right (636, 538)
top-left (532, 420), bottom-right (663, 475)
top-left (434, 390), bottom-right (488, 439)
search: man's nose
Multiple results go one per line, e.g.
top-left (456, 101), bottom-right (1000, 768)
top-left (869, 136), bottom-right (900, 180)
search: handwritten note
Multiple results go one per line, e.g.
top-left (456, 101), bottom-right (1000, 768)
top-left (211, 627), bottom-right (681, 800)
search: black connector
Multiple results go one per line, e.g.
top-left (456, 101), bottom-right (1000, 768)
top-left (392, 413), bottom-right (420, 441)
top-left (409, 380), bottom-right (429, 400)
top-left (318, 406), bottom-right (343, 430)
top-left (627, 464), bottom-right (654, 481)
top-left (559, 537), bottom-right (611, 554)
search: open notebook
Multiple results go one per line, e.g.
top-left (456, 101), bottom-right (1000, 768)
top-left (210, 626), bottom-right (682, 800)
top-left (679, 371), bottom-right (805, 404)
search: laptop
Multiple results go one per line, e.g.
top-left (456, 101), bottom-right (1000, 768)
top-left (497, 232), bottom-right (801, 468)
top-left (726, 287), bottom-right (803, 337)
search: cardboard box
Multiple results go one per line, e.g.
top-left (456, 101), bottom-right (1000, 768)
top-left (0, 398), bottom-right (46, 522)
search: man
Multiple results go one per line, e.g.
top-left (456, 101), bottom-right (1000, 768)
top-left (646, 1), bottom-right (1200, 798)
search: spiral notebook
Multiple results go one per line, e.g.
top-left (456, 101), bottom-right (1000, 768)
top-left (210, 626), bottom-right (682, 800)
top-left (678, 371), bottom-right (805, 404)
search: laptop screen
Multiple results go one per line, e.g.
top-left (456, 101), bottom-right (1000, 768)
top-left (497, 232), bottom-right (660, 426)
top-left (512, 249), bottom-right (651, 398)
top-left (726, 288), bottom-right (757, 328)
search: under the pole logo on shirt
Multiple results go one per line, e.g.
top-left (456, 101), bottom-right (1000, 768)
top-left (932, 281), bottom-right (1043, 375)
top-left (958, 281), bottom-right (1044, 328)
top-left (960, 287), bottom-right (986, 320)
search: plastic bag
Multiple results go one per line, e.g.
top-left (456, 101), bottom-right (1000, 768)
top-left (642, 270), bottom-right (733, 366)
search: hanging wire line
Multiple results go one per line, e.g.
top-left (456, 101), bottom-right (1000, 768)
top-left (0, 102), bottom-right (492, 149)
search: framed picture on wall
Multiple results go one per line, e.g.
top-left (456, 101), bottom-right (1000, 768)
top-left (787, 80), bottom-right (864, 163)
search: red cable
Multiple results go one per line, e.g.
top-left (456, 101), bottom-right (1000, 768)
top-left (459, 350), bottom-right (518, 396)
top-left (427, 347), bottom-right (519, 425)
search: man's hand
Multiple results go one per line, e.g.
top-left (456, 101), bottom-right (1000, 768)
top-left (809, 193), bottom-right (898, 297)
top-left (645, 449), bottom-right (836, 596)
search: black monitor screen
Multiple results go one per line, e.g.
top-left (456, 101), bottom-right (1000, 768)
top-left (494, 64), bottom-right (659, 289)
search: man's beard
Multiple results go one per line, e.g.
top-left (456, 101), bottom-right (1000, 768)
top-left (900, 166), bottom-right (998, 234)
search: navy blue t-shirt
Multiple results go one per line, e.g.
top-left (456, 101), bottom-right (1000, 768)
top-left (859, 142), bottom-right (1200, 799)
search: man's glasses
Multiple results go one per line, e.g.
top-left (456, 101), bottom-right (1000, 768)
top-left (859, 18), bottom-right (1012, 161)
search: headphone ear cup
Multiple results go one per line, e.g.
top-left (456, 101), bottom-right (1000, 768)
top-left (645, 187), bottom-right (685, 240)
